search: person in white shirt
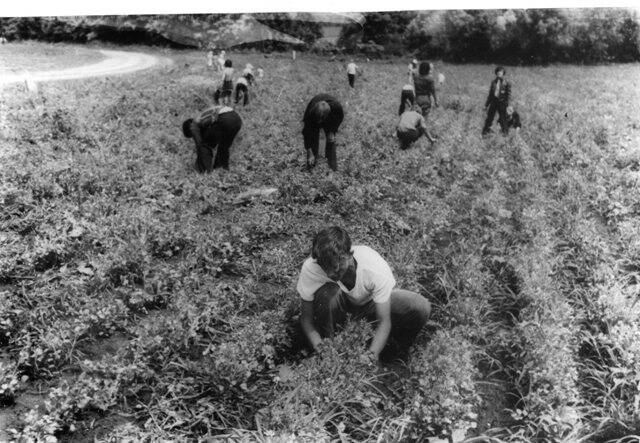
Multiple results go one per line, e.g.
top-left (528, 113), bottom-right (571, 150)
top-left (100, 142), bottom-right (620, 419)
top-left (234, 75), bottom-right (250, 106)
top-left (217, 50), bottom-right (226, 71)
top-left (296, 226), bottom-right (431, 362)
top-left (207, 50), bottom-right (214, 68)
top-left (346, 60), bottom-right (358, 88)
top-left (220, 59), bottom-right (234, 105)
top-left (242, 63), bottom-right (255, 85)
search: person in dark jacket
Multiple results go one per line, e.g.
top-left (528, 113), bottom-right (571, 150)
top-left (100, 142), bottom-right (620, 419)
top-left (302, 94), bottom-right (344, 171)
top-left (234, 75), bottom-right (250, 106)
top-left (482, 66), bottom-right (512, 135)
top-left (412, 61), bottom-right (438, 117)
top-left (182, 106), bottom-right (242, 172)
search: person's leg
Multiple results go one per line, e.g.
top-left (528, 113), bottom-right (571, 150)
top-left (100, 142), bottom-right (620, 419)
top-left (243, 86), bottom-right (249, 106)
top-left (212, 114), bottom-right (241, 169)
top-left (195, 143), bottom-right (215, 173)
top-left (388, 289), bottom-right (431, 349)
top-left (325, 129), bottom-right (337, 171)
top-left (312, 282), bottom-right (350, 338)
top-left (483, 101), bottom-right (498, 135)
top-left (303, 125), bottom-right (320, 169)
top-left (498, 102), bottom-right (509, 134)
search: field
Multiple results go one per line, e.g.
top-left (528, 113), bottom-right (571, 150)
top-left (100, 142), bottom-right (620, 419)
top-left (1, 43), bottom-right (640, 442)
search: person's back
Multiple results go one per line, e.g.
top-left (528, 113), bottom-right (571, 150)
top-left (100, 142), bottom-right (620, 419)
top-left (413, 74), bottom-right (435, 97)
top-left (397, 109), bottom-right (423, 133)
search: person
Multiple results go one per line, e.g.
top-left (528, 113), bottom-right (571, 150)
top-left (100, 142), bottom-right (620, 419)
top-left (346, 60), bottom-right (358, 88)
top-left (408, 58), bottom-right (418, 84)
top-left (397, 101), bottom-right (436, 149)
top-left (302, 94), bottom-right (344, 171)
top-left (257, 67), bottom-right (264, 79)
top-left (234, 75), bottom-right (249, 106)
top-left (242, 63), bottom-right (255, 86)
top-left (482, 66), bottom-right (511, 135)
top-left (217, 50), bottom-right (226, 71)
top-left (505, 105), bottom-right (521, 132)
top-left (296, 226), bottom-right (432, 362)
top-left (412, 61), bottom-right (439, 117)
top-left (182, 106), bottom-right (242, 172)
top-left (220, 59), bottom-right (234, 106)
top-left (398, 83), bottom-right (415, 115)
top-left (207, 50), bottom-right (214, 68)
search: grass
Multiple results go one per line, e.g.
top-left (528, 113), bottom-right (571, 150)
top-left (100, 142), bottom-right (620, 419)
top-left (0, 41), bottom-right (105, 74)
top-left (0, 43), bottom-right (640, 441)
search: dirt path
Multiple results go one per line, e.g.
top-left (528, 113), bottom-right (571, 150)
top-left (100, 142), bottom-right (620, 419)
top-left (0, 49), bottom-right (172, 86)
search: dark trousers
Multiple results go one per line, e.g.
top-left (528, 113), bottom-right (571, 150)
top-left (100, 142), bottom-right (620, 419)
top-left (348, 74), bottom-right (355, 88)
top-left (397, 127), bottom-right (422, 149)
top-left (196, 112), bottom-right (242, 172)
top-left (303, 124), bottom-right (337, 171)
top-left (398, 89), bottom-right (415, 115)
top-left (483, 99), bottom-right (508, 134)
top-left (415, 95), bottom-right (432, 117)
top-left (312, 282), bottom-right (431, 355)
top-left (235, 83), bottom-right (249, 106)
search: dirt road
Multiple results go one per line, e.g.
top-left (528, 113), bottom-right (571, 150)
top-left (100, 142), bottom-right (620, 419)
top-left (0, 49), bottom-right (171, 86)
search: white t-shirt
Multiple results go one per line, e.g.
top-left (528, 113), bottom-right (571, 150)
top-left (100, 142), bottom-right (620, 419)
top-left (296, 245), bottom-right (396, 306)
top-left (237, 76), bottom-right (248, 86)
top-left (402, 84), bottom-right (415, 91)
top-left (347, 63), bottom-right (358, 75)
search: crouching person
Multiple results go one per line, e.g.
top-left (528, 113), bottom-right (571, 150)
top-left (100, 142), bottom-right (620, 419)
top-left (302, 94), bottom-right (344, 171)
top-left (235, 75), bottom-right (249, 106)
top-left (397, 101), bottom-right (436, 149)
top-left (182, 106), bottom-right (242, 172)
top-left (297, 226), bottom-right (432, 362)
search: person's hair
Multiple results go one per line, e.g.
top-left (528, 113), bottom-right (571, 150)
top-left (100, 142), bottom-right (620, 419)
top-left (495, 66), bottom-right (505, 75)
top-left (224, 59), bottom-right (232, 68)
top-left (182, 119), bottom-right (194, 138)
top-left (312, 226), bottom-right (352, 269)
top-left (418, 61), bottom-right (431, 76)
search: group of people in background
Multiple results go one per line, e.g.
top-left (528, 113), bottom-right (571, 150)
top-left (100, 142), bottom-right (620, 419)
top-left (182, 51), bottom-right (523, 174)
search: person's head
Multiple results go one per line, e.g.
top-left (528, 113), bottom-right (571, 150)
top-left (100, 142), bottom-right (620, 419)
top-left (495, 66), bottom-right (505, 78)
top-left (312, 226), bottom-right (353, 280)
top-left (311, 101), bottom-right (331, 125)
top-left (418, 61), bottom-right (431, 76)
top-left (182, 119), bottom-right (194, 138)
top-left (224, 59), bottom-right (232, 68)
top-left (506, 105), bottom-right (514, 115)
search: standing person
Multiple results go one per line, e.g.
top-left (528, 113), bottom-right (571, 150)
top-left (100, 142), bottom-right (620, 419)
top-left (234, 75), bottom-right (250, 106)
top-left (397, 101), bottom-right (436, 149)
top-left (408, 58), bottom-right (418, 84)
top-left (217, 50), bottom-right (226, 71)
top-left (346, 60), bottom-right (358, 88)
top-left (482, 66), bottom-right (511, 135)
top-left (297, 226), bottom-right (432, 362)
top-left (257, 67), bottom-right (264, 79)
top-left (412, 61), bottom-right (439, 117)
top-left (220, 60), bottom-right (234, 106)
top-left (181, 106), bottom-right (242, 172)
top-left (302, 94), bottom-right (344, 171)
top-left (207, 50), bottom-right (214, 68)
top-left (398, 83), bottom-right (415, 115)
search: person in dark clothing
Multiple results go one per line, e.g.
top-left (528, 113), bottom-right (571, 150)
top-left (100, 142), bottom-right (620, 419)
top-left (182, 106), bottom-right (242, 172)
top-left (220, 59), bottom-right (234, 106)
top-left (505, 105), bottom-right (521, 131)
top-left (412, 61), bottom-right (438, 117)
top-left (302, 94), bottom-right (344, 171)
top-left (482, 66), bottom-right (512, 135)
top-left (398, 84), bottom-right (415, 115)
top-left (234, 76), bottom-right (249, 106)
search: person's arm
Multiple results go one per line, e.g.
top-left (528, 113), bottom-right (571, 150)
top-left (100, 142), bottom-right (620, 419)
top-left (432, 82), bottom-right (439, 108)
top-left (300, 299), bottom-right (322, 352)
top-left (418, 115), bottom-right (429, 134)
top-left (368, 300), bottom-right (392, 358)
top-left (191, 121), bottom-right (204, 150)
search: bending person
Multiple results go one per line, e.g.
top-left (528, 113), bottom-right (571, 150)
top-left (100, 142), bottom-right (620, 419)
top-left (302, 94), bottom-right (344, 171)
top-left (182, 106), bottom-right (242, 172)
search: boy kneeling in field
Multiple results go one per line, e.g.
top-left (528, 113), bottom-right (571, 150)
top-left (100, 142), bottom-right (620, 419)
top-left (396, 100), bottom-right (436, 149)
top-left (297, 226), bottom-right (432, 362)
top-left (182, 106), bottom-right (242, 172)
